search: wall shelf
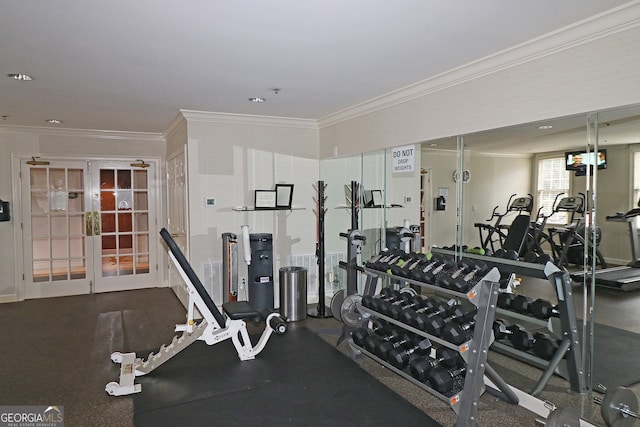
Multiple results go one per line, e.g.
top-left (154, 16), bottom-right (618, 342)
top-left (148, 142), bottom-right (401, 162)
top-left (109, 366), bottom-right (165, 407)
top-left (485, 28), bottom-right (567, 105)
top-left (232, 206), bottom-right (305, 212)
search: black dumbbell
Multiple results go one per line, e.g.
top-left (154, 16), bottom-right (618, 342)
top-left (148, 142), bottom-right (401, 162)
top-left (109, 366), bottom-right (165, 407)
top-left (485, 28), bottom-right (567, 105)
top-left (382, 295), bottom-right (426, 320)
top-left (530, 298), bottom-right (560, 319)
top-left (376, 292), bottom-right (413, 315)
top-left (370, 251), bottom-right (404, 272)
top-left (523, 251), bottom-right (553, 265)
top-left (375, 331), bottom-right (418, 361)
top-left (387, 255), bottom-right (412, 276)
top-left (507, 326), bottom-right (556, 355)
top-left (409, 301), bottom-right (454, 331)
top-left (388, 338), bottom-right (432, 369)
top-left (502, 249), bottom-right (519, 260)
top-left (364, 250), bottom-right (393, 270)
top-left (497, 292), bottom-right (516, 310)
top-left (409, 347), bottom-right (462, 382)
top-left (398, 297), bottom-right (441, 325)
top-left (532, 332), bottom-right (561, 360)
top-left (424, 305), bottom-right (477, 337)
top-left (510, 327), bottom-right (535, 351)
top-left (363, 327), bottom-right (402, 354)
top-left (362, 288), bottom-right (402, 312)
top-left (385, 253), bottom-right (415, 275)
top-left (421, 257), bottom-right (457, 284)
top-left (492, 319), bottom-right (528, 345)
top-left (427, 365), bottom-right (467, 396)
top-left (511, 295), bottom-right (533, 314)
top-left (435, 260), bottom-right (473, 288)
top-left (351, 319), bottom-right (389, 347)
top-left (409, 254), bottom-right (441, 281)
top-left (494, 248), bottom-right (519, 260)
top-left (441, 319), bottom-right (476, 345)
top-left (393, 253), bottom-right (427, 278)
top-left (440, 260), bottom-right (488, 293)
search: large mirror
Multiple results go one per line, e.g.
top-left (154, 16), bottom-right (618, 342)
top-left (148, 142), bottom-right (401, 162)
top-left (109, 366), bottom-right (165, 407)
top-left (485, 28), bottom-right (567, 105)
top-left (421, 103), bottom-right (640, 424)
top-left (321, 102), bottom-right (640, 424)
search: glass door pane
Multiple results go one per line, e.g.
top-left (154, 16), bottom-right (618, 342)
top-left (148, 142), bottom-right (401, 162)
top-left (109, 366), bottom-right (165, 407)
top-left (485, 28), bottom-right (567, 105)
top-left (22, 160), bottom-right (91, 298)
top-left (92, 161), bottom-right (156, 292)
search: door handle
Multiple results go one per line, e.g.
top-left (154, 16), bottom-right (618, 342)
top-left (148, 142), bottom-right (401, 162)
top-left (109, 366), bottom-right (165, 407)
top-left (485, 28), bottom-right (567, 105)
top-left (93, 211), bottom-right (101, 236)
top-left (85, 211), bottom-right (101, 236)
top-left (86, 213), bottom-right (93, 236)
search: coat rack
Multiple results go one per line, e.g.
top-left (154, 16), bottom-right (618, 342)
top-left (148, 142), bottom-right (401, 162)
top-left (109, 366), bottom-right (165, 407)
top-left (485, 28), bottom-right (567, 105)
top-left (308, 180), bottom-right (332, 318)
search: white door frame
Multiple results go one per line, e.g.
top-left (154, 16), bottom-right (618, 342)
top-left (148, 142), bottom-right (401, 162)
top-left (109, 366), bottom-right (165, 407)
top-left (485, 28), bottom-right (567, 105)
top-left (167, 147), bottom-right (190, 307)
top-left (11, 153), bottom-right (163, 301)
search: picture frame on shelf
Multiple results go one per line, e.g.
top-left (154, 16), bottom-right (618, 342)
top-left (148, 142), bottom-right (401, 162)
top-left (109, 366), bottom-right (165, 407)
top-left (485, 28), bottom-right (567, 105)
top-left (371, 190), bottom-right (383, 208)
top-left (254, 190), bottom-right (277, 210)
top-left (275, 184), bottom-right (294, 209)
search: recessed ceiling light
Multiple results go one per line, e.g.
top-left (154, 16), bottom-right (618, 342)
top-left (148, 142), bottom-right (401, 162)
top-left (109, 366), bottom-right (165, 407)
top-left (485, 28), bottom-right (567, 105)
top-left (538, 125), bottom-right (553, 130)
top-left (249, 97), bottom-right (266, 103)
top-left (7, 73), bottom-right (33, 81)
top-left (46, 119), bottom-right (63, 124)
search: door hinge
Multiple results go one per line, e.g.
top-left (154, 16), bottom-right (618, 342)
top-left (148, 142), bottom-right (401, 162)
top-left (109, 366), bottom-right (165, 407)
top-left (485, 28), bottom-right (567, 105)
top-left (156, 264), bottom-right (158, 271)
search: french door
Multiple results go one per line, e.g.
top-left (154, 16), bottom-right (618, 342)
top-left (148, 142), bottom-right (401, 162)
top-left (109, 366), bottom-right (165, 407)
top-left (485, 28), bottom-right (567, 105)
top-left (21, 158), bottom-right (158, 298)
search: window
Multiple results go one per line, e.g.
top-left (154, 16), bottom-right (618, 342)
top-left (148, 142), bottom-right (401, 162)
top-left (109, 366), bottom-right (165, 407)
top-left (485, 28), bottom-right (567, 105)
top-left (537, 156), bottom-right (571, 224)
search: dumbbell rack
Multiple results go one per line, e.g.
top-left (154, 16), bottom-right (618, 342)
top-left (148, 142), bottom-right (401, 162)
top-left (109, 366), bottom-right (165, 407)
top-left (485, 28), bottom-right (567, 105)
top-left (352, 263), bottom-right (519, 427)
top-left (431, 248), bottom-right (584, 397)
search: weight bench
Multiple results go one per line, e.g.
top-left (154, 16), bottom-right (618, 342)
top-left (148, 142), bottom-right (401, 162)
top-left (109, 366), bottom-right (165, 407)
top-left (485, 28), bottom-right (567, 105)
top-left (105, 228), bottom-right (287, 396)
top-left (502, 214), bottom-right (530, 256)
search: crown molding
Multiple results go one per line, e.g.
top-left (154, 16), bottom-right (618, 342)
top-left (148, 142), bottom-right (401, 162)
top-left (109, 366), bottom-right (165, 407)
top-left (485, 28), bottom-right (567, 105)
top-left (0, 124), bottom-right (164, 142)
top-left (318, 1), bottom-right (640, 129)
top-left (179, 110), bottom-right (319, 130)
top-left (163, 111), bottom-right (188, 140)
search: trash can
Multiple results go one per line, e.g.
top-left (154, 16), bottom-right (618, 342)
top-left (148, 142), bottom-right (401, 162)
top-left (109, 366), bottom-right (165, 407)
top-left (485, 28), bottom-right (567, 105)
top-left (279, 266), bottom-right (307, 321)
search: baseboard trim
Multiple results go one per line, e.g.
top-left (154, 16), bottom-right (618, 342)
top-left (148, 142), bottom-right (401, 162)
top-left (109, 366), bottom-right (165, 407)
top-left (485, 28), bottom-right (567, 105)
top-left (0, 294), bottom-right (18, 303)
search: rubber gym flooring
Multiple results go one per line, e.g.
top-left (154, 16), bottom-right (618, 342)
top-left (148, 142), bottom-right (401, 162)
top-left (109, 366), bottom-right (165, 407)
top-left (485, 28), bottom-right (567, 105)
top-left (133, 326), bottom-right (441, 426)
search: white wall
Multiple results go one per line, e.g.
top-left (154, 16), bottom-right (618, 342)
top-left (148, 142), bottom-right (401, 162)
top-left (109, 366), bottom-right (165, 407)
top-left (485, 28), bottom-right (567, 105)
top-left (421, 148), bottom-right (533, 251)
top-left (464, 152), bottom-right (533, 249)
top-left (319, 11), bottom-right (640, 158)
top-left (0, 127), bottom-right (165, 300)
top-left (180, 112), bottom-right (320, 305)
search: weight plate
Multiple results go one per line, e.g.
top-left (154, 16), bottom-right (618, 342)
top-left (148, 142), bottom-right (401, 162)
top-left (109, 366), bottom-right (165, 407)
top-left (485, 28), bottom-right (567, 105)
top-left (601, 386), bottom-right (638, 427)
top-left (545, 407), bottom-right (580, 427)
top-left (330, 289), bottom-right (346, 323)
top-left (340, 293), bottom-right (363, 328)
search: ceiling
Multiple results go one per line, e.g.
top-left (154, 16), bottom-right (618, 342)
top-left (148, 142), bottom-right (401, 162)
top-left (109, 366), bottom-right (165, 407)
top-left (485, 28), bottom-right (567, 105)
top-left (0, 0), bottom-right (635, 144)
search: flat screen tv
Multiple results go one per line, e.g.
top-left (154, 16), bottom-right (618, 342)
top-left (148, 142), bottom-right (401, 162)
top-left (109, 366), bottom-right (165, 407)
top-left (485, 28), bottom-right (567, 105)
top-left (565, 149), bottom-right (607, 175)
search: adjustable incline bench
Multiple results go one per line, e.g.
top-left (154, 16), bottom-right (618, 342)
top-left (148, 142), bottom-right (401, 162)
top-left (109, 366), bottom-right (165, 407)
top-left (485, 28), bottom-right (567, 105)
top-left (105, 228), bottom-right (287, 396)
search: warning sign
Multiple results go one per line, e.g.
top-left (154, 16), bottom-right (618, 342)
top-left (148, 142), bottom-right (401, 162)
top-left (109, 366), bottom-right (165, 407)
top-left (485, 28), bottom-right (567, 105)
top-left (391, 144), bottom-right (415, 173)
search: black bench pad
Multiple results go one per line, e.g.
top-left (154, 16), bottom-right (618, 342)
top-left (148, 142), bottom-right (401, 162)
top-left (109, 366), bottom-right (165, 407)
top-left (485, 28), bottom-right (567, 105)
top-left (222, 301), bottom-right (260, 320)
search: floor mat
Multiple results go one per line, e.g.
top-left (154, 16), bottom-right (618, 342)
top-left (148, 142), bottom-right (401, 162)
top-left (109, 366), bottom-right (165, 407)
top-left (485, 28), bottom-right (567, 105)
top-left (133, 326), bottom-right (442, 426)
top-left (586, 321), bottom-right (640, 388)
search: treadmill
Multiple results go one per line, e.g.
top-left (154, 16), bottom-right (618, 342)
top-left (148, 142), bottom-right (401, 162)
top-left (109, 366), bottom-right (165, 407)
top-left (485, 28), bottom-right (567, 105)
top-left (577, 206), bottom-right (640, 291)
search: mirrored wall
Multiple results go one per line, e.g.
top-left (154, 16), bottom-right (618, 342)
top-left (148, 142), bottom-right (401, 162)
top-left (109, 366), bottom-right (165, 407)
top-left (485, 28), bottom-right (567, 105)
top-left (320, 102), bottom-right (640, 424)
